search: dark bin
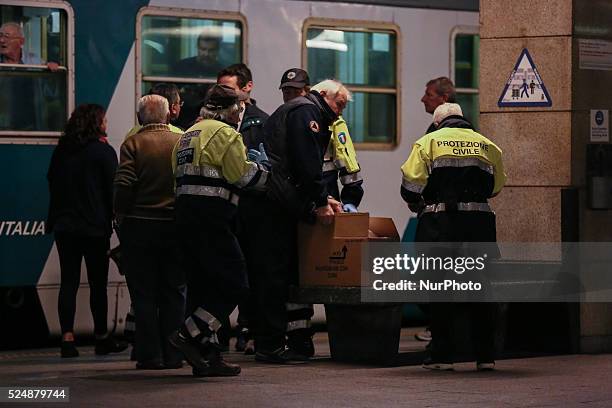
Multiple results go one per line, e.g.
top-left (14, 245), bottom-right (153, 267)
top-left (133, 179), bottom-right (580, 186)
top-left (324, 303), bottom-right (403, 365)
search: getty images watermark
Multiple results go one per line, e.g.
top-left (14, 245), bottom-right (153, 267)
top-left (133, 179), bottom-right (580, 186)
top-left (371, 252), bottom-right (488, 292)
top-left (360, 242), bottom-right (612, 303)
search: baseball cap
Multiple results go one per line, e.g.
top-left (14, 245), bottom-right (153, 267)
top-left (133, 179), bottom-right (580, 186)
top-left (204, 84), bottom-right (248, 110)
top-left (279, 68), bottom-right (310, 89)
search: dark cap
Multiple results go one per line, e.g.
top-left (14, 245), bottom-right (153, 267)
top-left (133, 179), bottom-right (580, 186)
top-left (279, 68), bottom-right (310, 89)
top-left (204, 84), bottom-right (248, 110)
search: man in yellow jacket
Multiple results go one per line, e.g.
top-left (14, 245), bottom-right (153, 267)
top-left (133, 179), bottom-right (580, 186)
top-left (400, 103), bottom-right (505, 372)
top-left (168, 84), bottom-right (269, 377)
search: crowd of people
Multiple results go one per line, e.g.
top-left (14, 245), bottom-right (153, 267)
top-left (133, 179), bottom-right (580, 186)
top-left (46, 59), bottom-right (505, 375)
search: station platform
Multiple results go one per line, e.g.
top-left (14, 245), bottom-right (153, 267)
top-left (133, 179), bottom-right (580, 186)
top-left (2, 328), bottom-right (611, 407)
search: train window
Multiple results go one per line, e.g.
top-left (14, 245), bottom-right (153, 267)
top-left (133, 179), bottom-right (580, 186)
top-left (137, 9), bottom-right (246, 129)
top-left (303, 20), bottom-right (400, 150)
top-left (0, 4), bottom-right (71, 135)
top-left (451, 27), bottom-right (479, 130)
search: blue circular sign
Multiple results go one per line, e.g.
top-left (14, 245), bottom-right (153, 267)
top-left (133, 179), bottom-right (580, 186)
top-left (595, 111), bottom-right (604, 126)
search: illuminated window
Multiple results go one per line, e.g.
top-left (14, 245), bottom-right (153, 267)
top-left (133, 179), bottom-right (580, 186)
top-left (0, 4), bottom-right (71, 135)
top-left (452, 27), bottom-right (479, 130)
top-left (137, 9), bottom-right (245, 129)
top-left (304, 20), bottom-right (400, 150)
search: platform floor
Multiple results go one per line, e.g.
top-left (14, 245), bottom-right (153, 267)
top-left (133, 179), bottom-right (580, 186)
top-left (2, 328), bottom-right (612, 407)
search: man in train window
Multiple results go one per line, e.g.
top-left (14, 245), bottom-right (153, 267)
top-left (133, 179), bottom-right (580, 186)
top-left (0, 22), bottom-right (59, 70)
top-left (171, 33), bottom-right (223, 78)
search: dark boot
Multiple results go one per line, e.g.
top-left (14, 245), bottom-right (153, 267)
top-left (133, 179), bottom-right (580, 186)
top-left (95, 336), bottom-right (128, 355)
top-left (192, 348), bottom-right (240, 377)
top-left (168, 330), bottom-right (208, 371)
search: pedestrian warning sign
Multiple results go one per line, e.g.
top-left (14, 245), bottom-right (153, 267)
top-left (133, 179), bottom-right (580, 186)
top-left (498, 48), bottom-right (552, 107)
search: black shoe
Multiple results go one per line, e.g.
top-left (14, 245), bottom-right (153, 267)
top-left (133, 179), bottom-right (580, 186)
top-left (60, 341), bottom-right (79, 358)
top-left (235, 328), bottom-right (249, 352)
top-left (192, 359), bottom-right (241, 377)
top-left (163, 361), bottom-right (184, 369)
top-left (136, 361), bottom-right (165, 370)
top-left (255, 347), bottom-right (309, 364)
top-left (95, 336), bottom-right (128, 355)
top-left (287, 337), bottom-right (315, 358)
top-left (168, 331), bottom-right (208, 371)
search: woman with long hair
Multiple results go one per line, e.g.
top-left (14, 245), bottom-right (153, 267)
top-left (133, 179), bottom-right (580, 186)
top-left (47, 104), bottom-right (127, 358)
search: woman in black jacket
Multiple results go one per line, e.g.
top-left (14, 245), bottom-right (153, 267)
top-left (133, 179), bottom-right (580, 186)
top-left (47, 104), bottom-right (126, 358)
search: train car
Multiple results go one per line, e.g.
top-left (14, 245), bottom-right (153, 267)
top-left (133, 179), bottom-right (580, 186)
top-left (0, 0), bottom-right (478, 348)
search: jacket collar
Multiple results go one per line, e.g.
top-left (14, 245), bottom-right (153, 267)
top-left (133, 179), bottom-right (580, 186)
top-left (306, 90), bottom-right (337, 123)
top-left (436, 115), bottom-right (474, 131)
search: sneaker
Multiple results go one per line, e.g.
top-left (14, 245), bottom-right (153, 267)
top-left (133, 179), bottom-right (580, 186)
top-left (60, 341), bottom-right (79, 358)
top-left (477, 362), bottom-right (495, 371)
top-left (192, 359), bottom-right (241, 377)
top-left (235, 328), bottom-right (249, 352)
top-left (168, 331), bottom-right (208, 371)
top-left (255, 347), bottom-right (309, 364)
top-left (415, 329), bottom-right (432, 342)
top-left (95, 336), bottom-right (128, 355)
top-left (287, 337), bottom-right (315, 358)
top-left (244, 339), bottom-right (256, 355)
top-left (422, 358), bottom-right (453, 371)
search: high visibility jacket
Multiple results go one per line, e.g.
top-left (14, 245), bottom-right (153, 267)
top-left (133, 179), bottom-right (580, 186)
top-left (323, 116), bottom-right (364, 206)
top-left (172, 119), bottom-right (268, 207)
top-left (400, 116), bottom-right (505, 207)
top-left (125, 123), bottom-right (183, 140)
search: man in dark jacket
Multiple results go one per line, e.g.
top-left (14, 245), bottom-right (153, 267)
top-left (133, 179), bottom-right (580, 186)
top-left (401, 103), bottom-right (505, 371)
top-left (217, 63), bottom-right (269, 354)
top-left (252, 83), bottom-right (344, 363)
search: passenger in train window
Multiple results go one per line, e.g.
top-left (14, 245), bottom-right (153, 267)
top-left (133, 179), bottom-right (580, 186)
top-left (114, 95), bottom-right (186, 370)
top-left (124, 83), bottom-right (184, 140)
top-left (217, 63), bottom-right (269, 355)
top-left (421, 76), bottom-right (456, 134)
top-left (0, 22), bottom-right (59, 70)
top-left (46, 104), bottom-right (127, 359)
top-left (252, 78), bottom-right (344, 364)
top-left (400, 103), bottom-right (505, 372)
top-left (171, 33), bottom-right (223, 78)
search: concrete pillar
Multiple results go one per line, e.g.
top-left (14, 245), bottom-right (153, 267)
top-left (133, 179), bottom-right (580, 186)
top-left (480, 0), bottom-right (612, 352)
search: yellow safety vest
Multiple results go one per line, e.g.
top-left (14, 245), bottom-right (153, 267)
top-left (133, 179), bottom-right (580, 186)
top-left (323, 116), bottom-right (362, 185)
top-left (125, 123), bottom-right (183, 140)
top-left (172, 119), bottom-right (267, 205)
top-left (401, 127), bottom-right (506, 197)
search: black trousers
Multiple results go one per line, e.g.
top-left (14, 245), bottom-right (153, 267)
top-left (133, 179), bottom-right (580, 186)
top-left (55, 232), bottom-right (109, 336)
top-left (253, 200), bottom-right (298, 352)
top-left (234, 194), bottom-right (269, 335)
top-left (176, 199), bottom-right (249, 342)
top-left (121, 218), bottom-right (186, 365)
top-left (416, 210), bottom-right (499, 363)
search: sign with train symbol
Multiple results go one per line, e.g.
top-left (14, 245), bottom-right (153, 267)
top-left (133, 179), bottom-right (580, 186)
top-left (498, 48), bottom-right (552, 107)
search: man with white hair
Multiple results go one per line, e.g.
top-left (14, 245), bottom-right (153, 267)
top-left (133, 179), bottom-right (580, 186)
top-left (249, 77), bottom-right (343, 363)
top-left (114, 94), bottom-right (186, 370)
top-left (400, 102), bottom-right (506, 372)
top-left (0, 22), bottom-right (58, 70)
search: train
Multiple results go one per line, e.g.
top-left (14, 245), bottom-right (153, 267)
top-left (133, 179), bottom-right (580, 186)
top-left (0, 0), bottom-right (478, 348)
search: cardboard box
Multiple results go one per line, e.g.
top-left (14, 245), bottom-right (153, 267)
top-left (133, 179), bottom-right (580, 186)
top-left (298, 213), bottom-right (399, 287)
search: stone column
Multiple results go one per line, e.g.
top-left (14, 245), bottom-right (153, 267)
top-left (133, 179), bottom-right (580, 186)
top-left (480, 0), bottom-right (612, 352)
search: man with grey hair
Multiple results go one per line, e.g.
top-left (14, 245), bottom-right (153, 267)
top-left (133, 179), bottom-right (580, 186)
top-left (114, 94), bottom-right (186, 370)
top-left (400, 102), bottom-right (505, 371)
top-left (0, 22), bottom-right (58, 70)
